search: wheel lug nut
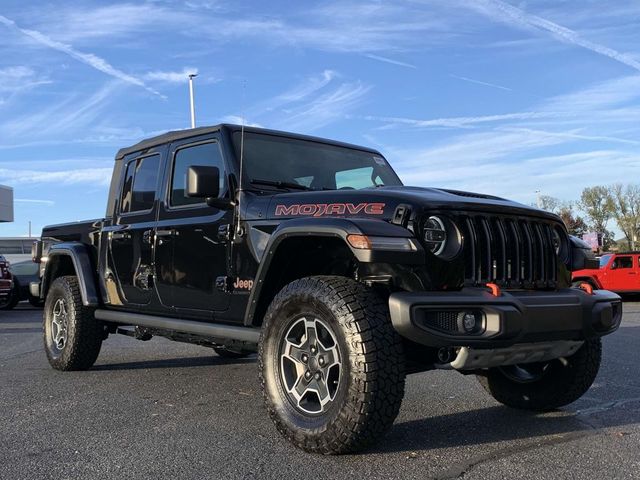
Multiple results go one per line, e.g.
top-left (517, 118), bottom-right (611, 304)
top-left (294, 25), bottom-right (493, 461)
top-left (310, 345), bottom-right (317, 353)
top-left (301, 354), bottom-right (308, 363)
top-left (315, 372), bottom-right (321, 380)
top-left (318, 357), bottom-right (325, 366)
top-left (304, 370), bottom-right (312, 379)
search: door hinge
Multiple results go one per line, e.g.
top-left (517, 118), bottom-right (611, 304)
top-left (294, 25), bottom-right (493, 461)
top-left (218, 224), bottom-right (231, 241)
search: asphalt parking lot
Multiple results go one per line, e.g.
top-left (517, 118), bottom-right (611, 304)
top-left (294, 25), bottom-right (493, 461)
top-left (1, 303), bottom-right (639, 480)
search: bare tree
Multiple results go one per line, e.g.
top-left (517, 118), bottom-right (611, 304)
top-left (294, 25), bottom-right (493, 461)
top-left (609, 183), bottom-right (640, 250)
top-left (578, 186), bottom-right (615, 251)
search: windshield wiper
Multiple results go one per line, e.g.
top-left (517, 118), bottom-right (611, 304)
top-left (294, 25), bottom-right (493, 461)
top-left (250, 179), bottom-right (313, 191)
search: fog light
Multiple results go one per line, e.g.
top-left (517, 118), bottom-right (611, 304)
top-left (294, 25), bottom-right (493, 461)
top-left (461, 312), bottom-right (477, 332)
top-left (458, 311), bottom-right (484, 334)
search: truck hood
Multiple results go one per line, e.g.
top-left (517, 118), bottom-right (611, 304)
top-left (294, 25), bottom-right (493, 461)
top-left (260, 185), bottom-right (560, 222)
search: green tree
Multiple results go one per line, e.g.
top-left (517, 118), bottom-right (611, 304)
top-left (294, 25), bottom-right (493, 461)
top-left (609, 183), bottom-right (640, 251)
top-left (578, 186), bottom-right (615, 250)
top-left (558, 206), bottom-right (588, 237)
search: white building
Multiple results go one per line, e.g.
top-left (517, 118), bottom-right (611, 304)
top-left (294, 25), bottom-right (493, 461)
top-left (0, 185), bottom-right (13, 223)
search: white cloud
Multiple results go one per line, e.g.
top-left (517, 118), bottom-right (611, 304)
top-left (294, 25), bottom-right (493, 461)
top-left (0, 167), bottom-right (113, 186)
top-left (200, 1), bottom-right (466, 54)
top-left (144, 67), bottom-right (199, 84)
top-left (282, 81), bottom-right (371, 132)
top-left (14, 198), bottom-right (55, 206)
top-left (355, 111), bottom-right (562, 129)
top-left (449, 74), bottom-right (512, 92)
top-left (0, 82), bottom-right (122, 138)
top-left (223, 70), bottom-right (370, 132)
top-left (27, 3), bottom-right (195, 43)
top-left (464, 0), bottom-right (640, 72)
top-left (364, 54), bottom-right (417, 69)
top-left (275, 70), bottom-right (337, 103)
top-left (0, 14), bottom-right (163, 97)
top-left (0, 66), bottom-right (50, 92)
top-left (219, 116), bottom-right (263, 128)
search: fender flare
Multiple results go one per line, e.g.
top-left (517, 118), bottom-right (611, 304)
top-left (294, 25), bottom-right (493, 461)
top-left (243, 217), bottom-right (424, 326)
top-left (42, 243), bottom-right (100, 306)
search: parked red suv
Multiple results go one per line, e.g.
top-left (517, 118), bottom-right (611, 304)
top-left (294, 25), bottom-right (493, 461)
top-left (573, 253), bottom-right (640, 293)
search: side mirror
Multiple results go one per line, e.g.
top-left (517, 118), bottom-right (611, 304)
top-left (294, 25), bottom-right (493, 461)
top-left (187, 166), bottom-right (232, 209)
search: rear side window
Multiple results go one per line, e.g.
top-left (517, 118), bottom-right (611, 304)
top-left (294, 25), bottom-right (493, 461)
top-left (121, 154), bottom-right (160, 213)
top-left (170, 141), bottom-right (225, 207)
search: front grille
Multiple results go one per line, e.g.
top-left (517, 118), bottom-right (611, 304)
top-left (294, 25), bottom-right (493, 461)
top-left (459, 214), bottom-right (558, 289)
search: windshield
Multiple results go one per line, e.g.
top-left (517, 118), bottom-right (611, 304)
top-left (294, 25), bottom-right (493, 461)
top-left (233, 132), bottom-right (403, 191)
top-left (599, 254), bottom-right (612, 268)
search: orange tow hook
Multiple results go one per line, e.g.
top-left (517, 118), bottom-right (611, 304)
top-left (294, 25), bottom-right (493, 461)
top-left (486, 283), bottom-right (501, 297)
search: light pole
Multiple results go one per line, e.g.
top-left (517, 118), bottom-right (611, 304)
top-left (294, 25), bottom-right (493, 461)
top-left (188, 73), bottom-right (198, 128)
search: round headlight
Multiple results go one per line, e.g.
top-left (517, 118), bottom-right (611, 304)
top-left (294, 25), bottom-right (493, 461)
top-left (423, 216), bottom-right (462, 260)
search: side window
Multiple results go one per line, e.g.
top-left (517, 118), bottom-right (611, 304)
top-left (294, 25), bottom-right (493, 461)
top-left (616, 256), bottom-right (633, 269)
top-left (120, 154), bottom-right (160, 213)
top-left (170, 141), bottom-right (225, 207)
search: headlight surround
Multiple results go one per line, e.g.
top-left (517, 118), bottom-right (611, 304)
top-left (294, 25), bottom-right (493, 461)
top-left (423, 215), bottom-right (462, 260)
top-left (552, 226), bottom-right (570, 263)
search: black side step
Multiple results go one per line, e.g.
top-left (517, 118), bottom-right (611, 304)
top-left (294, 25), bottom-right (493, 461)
top-left (94, 310), bottom-right (260, 344)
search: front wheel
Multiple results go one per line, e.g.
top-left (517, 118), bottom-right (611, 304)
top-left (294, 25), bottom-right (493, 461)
top-left (259, 276), bottom-right (406, 454)
top-left (477, 338), bottom-right (602, 411)
top-left (44, 276), bottom-right (103, 371)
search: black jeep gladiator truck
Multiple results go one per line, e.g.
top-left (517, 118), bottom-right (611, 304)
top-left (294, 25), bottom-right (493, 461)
top-left (32, 124), bottom-right (622, 454)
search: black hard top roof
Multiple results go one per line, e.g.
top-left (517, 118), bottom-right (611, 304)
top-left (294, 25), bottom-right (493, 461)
top-left (115, 124), bottom-right (380, 160)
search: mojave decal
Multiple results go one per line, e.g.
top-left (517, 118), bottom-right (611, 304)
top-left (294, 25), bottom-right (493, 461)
top-left (274, 202), bottom-right (385, 217)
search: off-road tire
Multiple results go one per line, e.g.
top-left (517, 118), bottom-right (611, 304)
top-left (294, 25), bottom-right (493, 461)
top-left (213, 347), bottom-right (251, 359)
top-left (477, 338), bottom-right (602, 411)
top-left (44, 276), bottom-right (103, 371)
top-left (259, 276), bottom-right (405, 454)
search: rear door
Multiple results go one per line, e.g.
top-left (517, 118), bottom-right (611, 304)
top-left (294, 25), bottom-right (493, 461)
top-left (106, 151), bottom-right (163, 306)
top-left (154, 134), bottom-right (232, 319)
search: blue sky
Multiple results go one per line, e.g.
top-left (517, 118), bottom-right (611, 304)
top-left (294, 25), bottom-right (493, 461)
top-left (1, 0), bottom-right (639, 236)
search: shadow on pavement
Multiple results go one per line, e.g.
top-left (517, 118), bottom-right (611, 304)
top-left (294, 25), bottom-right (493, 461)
top-left (92, 354), bottom-right (256, 370)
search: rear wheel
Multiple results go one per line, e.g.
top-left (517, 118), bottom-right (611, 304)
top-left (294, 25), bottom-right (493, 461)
top-left (477, 338), bottom-right (602, 411)
top-left (44, 276), bottom-right (103, 371)
top-left (259, 276), bottom-right (405, 454)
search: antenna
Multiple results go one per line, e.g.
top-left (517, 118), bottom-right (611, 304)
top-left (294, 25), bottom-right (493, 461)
top-left (188, 73), bottom-right (198, 128)
top-left (235, 80), bottom-right (247, 237)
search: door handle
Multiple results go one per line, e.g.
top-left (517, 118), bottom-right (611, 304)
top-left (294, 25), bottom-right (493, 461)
top-left (110, 231), bottom-right (131, 241)
top-left (156, 229), bottom-right (178, 238)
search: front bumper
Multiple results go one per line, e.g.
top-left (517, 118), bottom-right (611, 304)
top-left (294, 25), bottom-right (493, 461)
top-left (389, 287), bottom-right (622, 349)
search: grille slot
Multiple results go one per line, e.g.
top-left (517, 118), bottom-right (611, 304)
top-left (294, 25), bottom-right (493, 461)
top-left (461, 215), bottom-right (558, 289)
top-left (423, 311), bottom-right (460, 333)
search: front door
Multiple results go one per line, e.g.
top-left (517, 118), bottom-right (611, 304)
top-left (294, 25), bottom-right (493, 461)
top-left (154, 135), bottom-right (232, 318)
top-left (607, 255), bottom-right (636, 291)
top-left (106, 151), bottom-right (163, 306)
